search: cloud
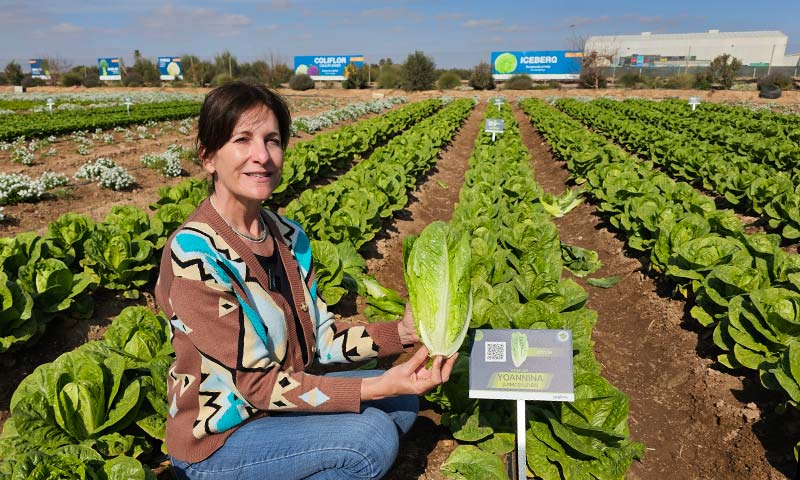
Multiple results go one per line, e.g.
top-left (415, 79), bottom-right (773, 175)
top-left (566, 14), bottom-right (691, 30)
top-left (140, 3), bottom-right (251, 37)
top-left (463, 19), bottom-right (503, 29)
top-left (435, 13), bottom-right (464, 21)
top-left (359, 7), bottom-right (422, 22)
top-left (0, 3), bottom-right (49, 28)
top-left (497, 24), bottom-right (527, 33)
top-left (51, 22), bottom-right (83, 34)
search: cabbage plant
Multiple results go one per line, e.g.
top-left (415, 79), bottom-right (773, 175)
top-left (403, 221), bottom-right (471, 357)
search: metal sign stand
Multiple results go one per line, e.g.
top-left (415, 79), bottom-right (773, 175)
top-left (46, 98), bottom-right (54, 116)
top-left (516, 399), bottom-right (526, 479)
top-left (688, 96), bottom-right (701, 111)
top-left (124, 97), bottom-right (133, 115)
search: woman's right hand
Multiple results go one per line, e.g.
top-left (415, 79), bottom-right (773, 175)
top-left (360, 346), bottom-right (458, 401)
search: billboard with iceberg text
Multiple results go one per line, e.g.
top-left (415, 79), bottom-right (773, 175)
top-left (293, 55), bottom-right (365, 81)
top-left (491, 51), bottom-right (583, 80)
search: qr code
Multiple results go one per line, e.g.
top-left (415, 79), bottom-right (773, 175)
top-left (485, 341), bottom-right (506, 362)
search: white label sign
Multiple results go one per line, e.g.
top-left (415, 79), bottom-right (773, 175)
top-left (469, 329), bottom-right (575, 401)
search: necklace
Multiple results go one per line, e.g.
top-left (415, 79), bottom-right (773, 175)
top-left (209, 196), bottom-right (267, 243)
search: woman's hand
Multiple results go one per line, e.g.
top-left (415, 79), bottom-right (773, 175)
top-left (360, 346), bottom-right (458, 401)
top-left (397, 303), bottom-right (420, 346)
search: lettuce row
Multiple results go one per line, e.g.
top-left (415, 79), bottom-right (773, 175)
top-left (520, 97), bottom-right (800, 461)
top-left (428, 100), bottom-right (643, 479)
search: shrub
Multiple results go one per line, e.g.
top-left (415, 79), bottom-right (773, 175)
top-left (377, 65), bottom-right (402, 89)
top-left (212, 73), bottom-right (234, 87)
top-left (342, 64), bottom-right (369, 89)
top-left (82, 76), bottom-right (100, 88)
top-left (401, 51), bottom-right (437, 91)
top-left (289, 73), bottom-right (315, 91)
top-left (618, 73), bottom-right (647, 88)
top-left (502, 74), bottom-right (533, 90)
top-left (437, 71), bottom-right (461, 90)
top-left (579, 70), bottom-right (607, 89)
top-left (664, 73), bottom-right (696, 90)
top-left (694, 72), bottom-right (713, 90)
top-left (123, 72), bottom-right (143, 87)
top-left (469, 62), bottom-right (495, 90)
top-left (21, 75), bottom-right (45, 88)
top-left (62, 72), bottom-right (84, 87)
top-left (705, 54), bottom-right (742, 89)
top-left (757, 72), bottom-right (793, 91)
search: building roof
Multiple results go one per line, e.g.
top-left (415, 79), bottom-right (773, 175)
top-left (588, 30), bottom-right (788, 42)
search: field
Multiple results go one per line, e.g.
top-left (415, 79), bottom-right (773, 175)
top-left (0, 85), bottom-right (799, 479)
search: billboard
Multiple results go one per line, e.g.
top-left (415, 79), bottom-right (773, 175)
top-left (158, 56), bottom-right (183, 80)
top-left (98, 57), bottom-right (121, 81)
top-left (29, 59), bottom-right (51, 80)
top-left (293, 55), bottom-right (365, 81)
top-left (491, 51), bottom-right (583, 80)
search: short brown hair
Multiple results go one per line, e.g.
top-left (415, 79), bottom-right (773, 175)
top-left (196, 81), bottom-right (291, 161)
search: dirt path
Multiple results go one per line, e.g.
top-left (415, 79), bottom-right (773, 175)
top-left (513, 105), bottom-right (797, 479)
top-left (357, 101), bottom-right (486, 480)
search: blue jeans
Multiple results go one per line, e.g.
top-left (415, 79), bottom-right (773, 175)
top-left (170, 369), bottom-right (419, 480)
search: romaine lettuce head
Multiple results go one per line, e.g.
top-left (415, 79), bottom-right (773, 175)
top-left (403, 221), bottom-right (471, 357)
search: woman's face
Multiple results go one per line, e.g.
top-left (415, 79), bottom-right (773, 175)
top-left (202, 104), bottom-right (284, 207)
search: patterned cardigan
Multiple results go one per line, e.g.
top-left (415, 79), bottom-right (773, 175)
top-left (155, 199), bottom-right (406, 463)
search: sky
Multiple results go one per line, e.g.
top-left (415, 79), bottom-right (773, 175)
top-left (1, 0), bottom-right (799, 69)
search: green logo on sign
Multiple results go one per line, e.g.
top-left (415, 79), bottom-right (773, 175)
top-left (495, 53), bottom-right (517, 74)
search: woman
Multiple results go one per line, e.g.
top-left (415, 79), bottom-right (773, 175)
top-left (155, 81), bottom-right (458, 480)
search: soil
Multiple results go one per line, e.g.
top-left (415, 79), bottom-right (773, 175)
top-left (1, 86), bottom-right (799, 479)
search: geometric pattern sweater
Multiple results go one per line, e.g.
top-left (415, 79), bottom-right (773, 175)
top-left (154, 199), bottom-right (406, 463)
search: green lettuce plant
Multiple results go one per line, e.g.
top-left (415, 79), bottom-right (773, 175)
top-left (403, 221), bottom-right (472, 357)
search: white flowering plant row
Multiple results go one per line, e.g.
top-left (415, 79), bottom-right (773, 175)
top-left (291, 97), bottom-right (406, 135)
top-left (74, 158), bottom-right (135, 191)
top-left (0, 136), bottom-right (58, 165)
top-left (140, 144), bottom-right (193, 178)
top-left (0, 171), bottom-right (68, 205)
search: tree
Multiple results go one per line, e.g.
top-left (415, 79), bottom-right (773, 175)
top-left (377, 64), bottom-right (402, 89)
top-left (129, 50), bottom-right (160, 86)
top-left (260, 52), bottom-right (292, 88)
top-left (706, 54), bottom-right (742, 89)
top-left (4, 61), bottom-right (24, 86)
top-left (468, 62), bottom-right (495, 90)
top-left (214, 50), bottom-right (240, 78)
top-left (343, 63), bottom-right (369, 89)
top-left (401, 51), bottom-right (436, 91)
top-left (579, 51), bottom-right (608, 89)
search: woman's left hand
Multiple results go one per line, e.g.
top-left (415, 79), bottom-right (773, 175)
top-left (397, 303), bottom-right (419, 346)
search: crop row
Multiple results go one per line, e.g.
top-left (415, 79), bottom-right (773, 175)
top-left (556, 98), bottom-right (800, 240)
top-left (272, 98), bottom-right (441, 202)
top-left (422, 101), bottom-right (642, 479)
top-left (681, 99), bottom-right (800, 140)
top-left (0, 101), bottom-right (201, 141)
top-left (593, 98), bottom-right (800, 171)
top-left (521, 97), bottom-right (800, 461)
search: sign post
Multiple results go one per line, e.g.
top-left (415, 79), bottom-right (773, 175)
top-left (46, 97), bottom-right (54, 116)
top-left (469, 329), bottom-right (575, 479)
top-left (123, 97), bottom-right (133, 115)
top-left (485, 119), bottom-right (505, 142)
top-left (688, 96), bottom-right (701, 111)
top-left (494, 97), bottom-right (505, 111)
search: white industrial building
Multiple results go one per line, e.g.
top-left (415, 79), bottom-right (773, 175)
top-left (585, 30), bottom-right (798, 67)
